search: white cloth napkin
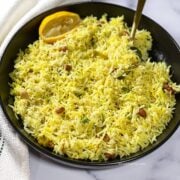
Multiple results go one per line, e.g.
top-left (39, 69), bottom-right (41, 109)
top-left (0, 0), bottom-right (90, 179)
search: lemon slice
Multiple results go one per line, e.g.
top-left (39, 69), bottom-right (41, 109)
top-left (39, 11), bottom-right (81, 43)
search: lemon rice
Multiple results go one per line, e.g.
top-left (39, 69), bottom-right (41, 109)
top-left (10, 15), bottom-right (180, 161)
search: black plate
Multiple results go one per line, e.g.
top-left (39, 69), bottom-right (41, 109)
top-left (0, 2), bottom-right (180, 169)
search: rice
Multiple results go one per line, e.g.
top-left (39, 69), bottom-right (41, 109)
top-left (9, 15), bottom-right (180, 161)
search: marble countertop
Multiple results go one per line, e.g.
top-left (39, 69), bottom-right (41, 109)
top-left (30, 0), bottom-right (180, 180)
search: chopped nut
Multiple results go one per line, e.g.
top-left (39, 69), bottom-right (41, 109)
top-left (120, 31), bottom-right (129, 36)
top-left (59, 46), bottom-right (68, 52)
top-left (29, 69), bottom-right (33, 73)
top-left (20, 90), bottom-right (29, 99)
top-left (137, 108), bottom-right (147, 118)
top-left (104, 153), bottom-right (116, 160)
top-left (64, 64), bottom-right (72, 71)
top-left (47, 141), bottom-right (54, 149)
top-left (55, 107), bottom-right (65, 114)
top-left (163, 83), bottom-right (175, 94)
top-left (103, 134), bottom-right (110, 142)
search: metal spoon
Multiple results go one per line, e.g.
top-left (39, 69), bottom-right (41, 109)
top-left (130, 0), bottom-right (147, 40)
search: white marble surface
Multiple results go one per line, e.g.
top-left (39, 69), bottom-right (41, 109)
top-left (30, 0), bottom-right (180, 180)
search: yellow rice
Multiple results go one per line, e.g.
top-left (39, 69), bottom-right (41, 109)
top-left (9, 15), bottom-right (180, 161)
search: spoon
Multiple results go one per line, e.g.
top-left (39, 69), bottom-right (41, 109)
top-left (130, 0), bottom-right (147, 40)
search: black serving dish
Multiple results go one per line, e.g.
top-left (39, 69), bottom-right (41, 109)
top-left (0, 2), bottom-right (180, 169)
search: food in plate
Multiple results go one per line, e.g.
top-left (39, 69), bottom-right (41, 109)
top-left (9, 12), bottom-right (180, 161)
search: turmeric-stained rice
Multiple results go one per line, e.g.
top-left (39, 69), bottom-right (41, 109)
top-left (10, 15), bottom-right (180, 161)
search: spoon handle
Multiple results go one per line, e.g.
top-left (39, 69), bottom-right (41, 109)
top-left (130, 0), bottom-right (146, 40)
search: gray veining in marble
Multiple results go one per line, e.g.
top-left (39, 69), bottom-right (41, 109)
top-left (29, 0), bottom-right (180, 180)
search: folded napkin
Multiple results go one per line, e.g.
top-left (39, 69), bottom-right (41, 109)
top-left (0, 0), bottom-right (90, 179)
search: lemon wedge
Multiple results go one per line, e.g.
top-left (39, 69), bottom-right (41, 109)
top-left (39, 11), bottom-right (81, 43)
